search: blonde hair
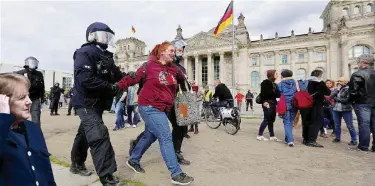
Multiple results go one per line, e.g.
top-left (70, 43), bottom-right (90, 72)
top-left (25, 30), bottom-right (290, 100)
top-left (0, 73), bottom-right (31, 101)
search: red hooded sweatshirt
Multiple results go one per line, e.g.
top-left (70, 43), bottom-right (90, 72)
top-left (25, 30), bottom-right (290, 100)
top-left (117, 55), bottom-right (185, 112)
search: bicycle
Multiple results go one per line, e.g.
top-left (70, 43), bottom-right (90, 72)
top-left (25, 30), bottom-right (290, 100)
top-left (203, 100), bottom-right (241, 135)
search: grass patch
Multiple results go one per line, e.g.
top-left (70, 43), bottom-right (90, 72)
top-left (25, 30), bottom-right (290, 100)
top-left (49, 156), bottom-right (71, 168)
top-left (122, 179), bottom-right (146, 186)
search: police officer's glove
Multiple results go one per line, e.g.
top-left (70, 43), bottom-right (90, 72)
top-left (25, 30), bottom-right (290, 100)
top-left (127, 71), bottom-right (136, 78)
top-left (111, 83), bottom-right (121, 95)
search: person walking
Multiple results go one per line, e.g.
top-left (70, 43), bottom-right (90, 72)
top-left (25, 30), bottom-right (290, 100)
top-left (257, 70), bottom-right (281, 141)
top-left (245, 90), bottom-right (254, 112)
top-left (117, 42), bottom-right (194, 185)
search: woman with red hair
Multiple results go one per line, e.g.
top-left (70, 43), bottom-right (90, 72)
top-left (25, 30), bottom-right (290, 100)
top-left (116, 42), bottom-right (194, 185)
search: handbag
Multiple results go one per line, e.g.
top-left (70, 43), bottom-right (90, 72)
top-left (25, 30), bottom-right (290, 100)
top-left (174, 78), bottom-right (200, 126)
top-left (255, 94), bottom-right (262, 104)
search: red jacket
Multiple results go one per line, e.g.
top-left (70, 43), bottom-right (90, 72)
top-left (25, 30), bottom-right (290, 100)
top-left (117, 56), bottom-right (185, 112)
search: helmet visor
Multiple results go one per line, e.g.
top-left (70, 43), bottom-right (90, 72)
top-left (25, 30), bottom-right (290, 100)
top-left (25, 57), bottom-right (39, 69)
top-left (92, 31), bottom-right (115, 47)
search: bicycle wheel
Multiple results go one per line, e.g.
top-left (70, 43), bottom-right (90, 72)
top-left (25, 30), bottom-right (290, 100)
top-left (205, 108), bottom-right (221, 129)
top-left (225, 119), bottom-right (240, 135)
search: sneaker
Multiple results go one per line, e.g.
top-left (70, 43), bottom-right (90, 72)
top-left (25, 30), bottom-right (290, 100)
top-left (132, 125), bottom-right (137, 128)
top-left (269, 137), bottom-right (282, 142)
top-left (287, 142), bottom-right (294, 147)
top-left (70, 163), bottom-right (92, 176)
top-left (305, 142), bottom-right (324, 148)
top-left (100, 174), bottom-right (123, 186)
top-left (125, 124), bottom-right (131, 128)
top-left (348, 146), bottom-right (369, 152)
top-left (176, 153), bottom-right (191, 165)
top-left (320, 133), bottom-right (328, 138)
top-left (256, 136), bottom-right (269, 141)
top-left (171, 173), bottom-right (194, 185)
top-left (112, 127), bottom-right (120, 131)
top-left (348, 141), bottom-right (357, 146)
top-left (126, 160), bottom-right (145, 173)
top-left (332, 139), bottom-right (340, 143)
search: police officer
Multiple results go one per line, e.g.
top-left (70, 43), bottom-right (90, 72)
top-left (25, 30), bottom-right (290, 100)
top-left (70, 22), bottom-right (124, 186)
top-left (15, 56), bottom-right (45, 126)
top-left (50, 83), bottom-right (64, 115)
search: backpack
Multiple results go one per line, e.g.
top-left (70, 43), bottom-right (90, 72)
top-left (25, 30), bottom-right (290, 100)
top-left (292, 91), bottom-right (318, 109)
top-left (276, 94), bottom-right (287, 115)
top-left (136, 62), bottom-right (148, 95)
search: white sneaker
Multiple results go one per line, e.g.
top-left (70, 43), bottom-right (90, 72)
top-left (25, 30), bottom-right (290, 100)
top-left (125, 124), bottom-right (131, 128)
top-left (257, 136), bottom-right (269, 141)
top-left (132, 125), bottom-right (137, 128)
top-left (269, 137), bottom-right (282, 142)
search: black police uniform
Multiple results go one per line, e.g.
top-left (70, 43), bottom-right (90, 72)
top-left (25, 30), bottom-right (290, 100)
top-left (70, 43), bottom-right (123, 179)
top-left (15, 69), bottom-right (45, 125)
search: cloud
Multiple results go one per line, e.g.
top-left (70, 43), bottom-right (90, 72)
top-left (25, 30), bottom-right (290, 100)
top-left (1, 0), bottom-right (329, 72)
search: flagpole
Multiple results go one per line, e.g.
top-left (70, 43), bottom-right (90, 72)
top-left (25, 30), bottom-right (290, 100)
top-left (231, 0), bottom-right (235, 93)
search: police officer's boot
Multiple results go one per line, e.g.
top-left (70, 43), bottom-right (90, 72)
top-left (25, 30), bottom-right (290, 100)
top-left (70, 163), bottom-right (92, 176)
top-left (176, 152), bottom-right (190, 165)
top-left (100, 174), bottom-right (124, 186)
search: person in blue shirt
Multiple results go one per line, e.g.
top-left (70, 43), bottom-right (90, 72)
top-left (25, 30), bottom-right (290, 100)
top-left (0, 73), bottom-right (56, 186)
top-left (277, 70), bottom-right (299, 147)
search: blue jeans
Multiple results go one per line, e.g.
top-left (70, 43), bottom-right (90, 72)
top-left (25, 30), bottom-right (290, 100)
top-left (115, 101), bottom-right (125, 128)
top-left (110, 98), bottom-right (116, 112)
top-left (127, 104), bottom-right (141, 125)
top-left (333, 111), bottom-right (357, 143)
top-left (354, 104), bottom-right (375, 149)
top-left (282, 109), bottom-right (297, 143)
top-left (130, 106), bottom-right (182, 177)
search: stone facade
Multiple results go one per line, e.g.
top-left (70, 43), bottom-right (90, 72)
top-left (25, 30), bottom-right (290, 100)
top-left (115, 0), bottom-right (375, 93)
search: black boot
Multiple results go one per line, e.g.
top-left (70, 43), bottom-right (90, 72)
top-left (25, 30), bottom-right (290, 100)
top-left (100, 174), bottom-right (124, 186)
top-left (70, 163), bottom-right (92, 176)
top-left (176, 152), bottom-right (191, 165)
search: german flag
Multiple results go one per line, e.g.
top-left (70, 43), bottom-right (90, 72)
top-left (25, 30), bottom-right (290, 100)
top-left (213, 1), bottom-right (233, 37)
top-left (131, 25), bottom-right (136, 34)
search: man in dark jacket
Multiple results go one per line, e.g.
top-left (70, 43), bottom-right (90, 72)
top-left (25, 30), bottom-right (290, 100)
top-left (15, 57), bottom-right (45, 125)
top-left (212, 80), bottom-right (234, 117)
top-left (348, 54), bottom-right (375, 152)
top-left (300, 70), bottom-right (330, 148)
top-left (69, 22), bottom-right (124, 186)
top-left (245, 90), bottom-right (254, 111)
top-left (67, 88), bottom-right (76, 116)
top-left (50, 83), bottom-right (64, 116)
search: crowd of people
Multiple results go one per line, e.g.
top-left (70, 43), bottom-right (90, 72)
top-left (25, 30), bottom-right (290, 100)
top-left (255, 54), bottom-right (375, 152)
top-left (1, 20), bottom-right (374, 186)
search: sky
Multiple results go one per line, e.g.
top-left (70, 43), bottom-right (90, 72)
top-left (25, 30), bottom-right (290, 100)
top-left (1, 0), bottom-right (329, 72)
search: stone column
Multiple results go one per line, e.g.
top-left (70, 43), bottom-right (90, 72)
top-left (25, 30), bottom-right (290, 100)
top-left (219, 51), bottom-right (225, 82)
top-left (326, 47), bottom-right (330, 79)
top-left (194, 55), bottom-right (200, 83)
top-left (183, 56), bottom-right (188, 73)
top-left (308, 47), bottom-right (314, 75)
top-left (259, 52), bottom-right (264, 81)
top-left (291, 49), bottom-right (296, 73)
top-left (274, 51), bottom-right (280, 71)
top-left (207, 52), bottom-right (213, 87)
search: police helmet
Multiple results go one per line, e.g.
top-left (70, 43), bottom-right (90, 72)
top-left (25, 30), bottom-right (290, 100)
top-left (86, 22), bottom-right (115, 47)
top-left (24, 56), bottom-right (39, 70)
